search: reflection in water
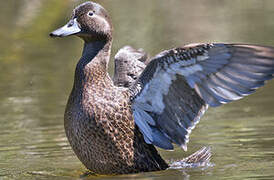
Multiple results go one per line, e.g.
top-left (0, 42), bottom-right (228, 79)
top-left (0, 0), bottom-right (274, 179)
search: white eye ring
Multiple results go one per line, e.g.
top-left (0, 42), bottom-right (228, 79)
top-left (87, 11), bottom-right (94, 17)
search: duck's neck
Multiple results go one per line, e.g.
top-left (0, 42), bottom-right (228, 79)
top-left (74, 40), bottom-right (112, 89)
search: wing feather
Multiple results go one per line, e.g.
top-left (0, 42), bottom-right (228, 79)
top-left (113, 46), bottom-right (148, 88)
top-left (130, 43), bottom-right (274, 150)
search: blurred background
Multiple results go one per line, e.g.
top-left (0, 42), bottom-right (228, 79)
top-left (0, 0), bottom-right (274, 179)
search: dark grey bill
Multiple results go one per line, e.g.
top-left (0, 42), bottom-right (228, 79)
top-left (50, 18), bottom-right (81, 37)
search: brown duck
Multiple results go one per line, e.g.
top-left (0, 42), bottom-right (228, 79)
top-left (50, 1), bottom-right (274, 175)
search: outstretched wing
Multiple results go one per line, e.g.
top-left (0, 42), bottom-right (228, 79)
top-left (113, 46), bottom-right (148, 88)
top-left (130, 43), bottom-right (274, 150)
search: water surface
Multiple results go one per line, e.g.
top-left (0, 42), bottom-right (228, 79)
top-left (1, 0), bottom-right (274, 179)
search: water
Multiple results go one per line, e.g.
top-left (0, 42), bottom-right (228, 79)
top-left (1, 0), bottom-right (274, 179)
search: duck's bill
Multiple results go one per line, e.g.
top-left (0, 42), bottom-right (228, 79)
top-left (49, 18), bottom-right (81, 37)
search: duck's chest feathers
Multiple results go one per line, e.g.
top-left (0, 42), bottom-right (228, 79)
top-left (64, 81), bottom-right (137, 171)
top-left (82, 83), bottom-right (131, 125)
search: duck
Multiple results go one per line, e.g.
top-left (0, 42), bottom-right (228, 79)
top-left (50, 1), bottom-right (274, 175)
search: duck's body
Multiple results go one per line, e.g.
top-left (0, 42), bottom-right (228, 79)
top-left (50, 1), bottom-right (274, 175)
top-left (63, 39), bottom-right (167, 174)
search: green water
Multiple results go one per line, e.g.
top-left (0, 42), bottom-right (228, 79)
top-left (1, 0), bottom-right (274, 179)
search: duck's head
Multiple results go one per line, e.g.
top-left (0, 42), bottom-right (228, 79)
top-left (50, 2), bottom-right (112, 43)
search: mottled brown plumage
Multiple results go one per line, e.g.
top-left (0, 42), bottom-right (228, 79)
top-left (50, 1), bottom-right (274, 175)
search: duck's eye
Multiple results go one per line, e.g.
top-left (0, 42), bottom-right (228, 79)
top-left (88, 11), bottom-right (94, 17)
